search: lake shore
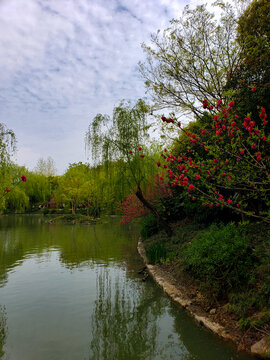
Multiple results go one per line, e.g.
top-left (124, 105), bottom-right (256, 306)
top-left (138, 239), bottom-right (270, 359)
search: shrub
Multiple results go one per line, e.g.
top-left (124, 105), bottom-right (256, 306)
top-left (183, 223), bottom-right (255, 297)
top-left (146, 243), bottom-right (166, 264)
top-left (140, 214), bottom-right (160, 240)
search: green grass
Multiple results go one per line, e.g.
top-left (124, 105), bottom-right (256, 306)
top-left (142, 220), bottom-right (270, 329)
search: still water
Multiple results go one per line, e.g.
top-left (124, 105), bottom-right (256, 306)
top-left (0, 215), bottom-right (255, 360)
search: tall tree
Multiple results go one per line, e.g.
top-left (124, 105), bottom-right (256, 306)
top-left (85, 99), bottom-right (173, 236)
top-left (57, 163), bottom-right (89, 214)
top-left (0, 123), bottom-right (16, 210)
top-left (34, 156), bottom-right (57, 177)
top-left (139, 2), bottom-right (249, 117)
top-left (226, 0), bottom-right (270, 117)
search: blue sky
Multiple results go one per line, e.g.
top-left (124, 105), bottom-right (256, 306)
top-left (0, 0), bottom-right (205, 174)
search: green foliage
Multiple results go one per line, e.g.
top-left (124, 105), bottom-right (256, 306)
top-left (4, 186), bottom-right (29, 213)
top-left (227, 0), bottom-right (270, 118)
top-left (140, 214), bottom-right (160, 240)
top-left (55, 163), bottom-right (90, 214)
top-left (0, 123), bottom-right (16, 166)
top-left (155, 188), bottom-right (185, 222)
top-left (239, 310), bottom-right (270, 331)
top-left (146, 242), bottom-right (166, 264)
top-left (183, 198), bottom-right (240, 224)
top-left (183, 223), bottom-right (255, 296)
top-left (23, 172), bottom-right (52, 205)
top-left (85, 99), bottom-right (155, 194)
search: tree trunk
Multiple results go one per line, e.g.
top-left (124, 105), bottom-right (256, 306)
top-left (135, 185), bottom-right (174, 238)
top-left (71, 202), bottom-right (75, 215)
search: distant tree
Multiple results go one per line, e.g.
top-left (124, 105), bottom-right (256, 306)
top-left (57, 163), bottom-right (89, 214)
top-left (0, 123), bottom-right (16, 199)
top-left (0, 123), bottom-right (16, 165)
top-left (139, 2), bottom-right (249, 116)
top-left (34, 156), bottom-right (57, 177)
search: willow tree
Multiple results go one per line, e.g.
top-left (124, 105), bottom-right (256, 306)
top-left (0, 123), bottom-right (16, 211)
top-left (85, 99), bottom-right (173, 236)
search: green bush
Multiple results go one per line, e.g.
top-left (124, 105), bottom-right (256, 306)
top-left (157, 190), bottom-right (186, 222)
top-left (183, 223), bottom-right (255, 297)
top-left (146, 243), bottom-right (166, 264)
top-left (140, 214), bottom-right (160, 240)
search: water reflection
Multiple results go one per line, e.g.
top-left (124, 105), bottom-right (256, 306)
top-left (0, 215), bottom-right (139, 285)
top-left (0, 216), bottom-right (256, 360)
top-left (90, 268), bottom-right (159, 360)
top-left (0, 306), bottom-right (7, 358)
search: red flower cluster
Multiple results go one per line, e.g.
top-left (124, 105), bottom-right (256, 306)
top-left (118, 175), bottom-right (172, 224)
top-left (161, 116), bottom-right (175, 124)
top-left (155, 89), bottom-right (269, 219)
top-left (21, 175), bottom-right (27, 182)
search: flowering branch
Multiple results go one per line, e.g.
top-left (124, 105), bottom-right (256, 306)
top-left (0, 175), bottom-right (27, 201)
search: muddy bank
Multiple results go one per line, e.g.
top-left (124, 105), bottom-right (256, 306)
top-left (138, 239), bottom-right (270, 359)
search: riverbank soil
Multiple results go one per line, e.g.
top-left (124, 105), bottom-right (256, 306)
top-left (141, 219), bottom-right (270, 357)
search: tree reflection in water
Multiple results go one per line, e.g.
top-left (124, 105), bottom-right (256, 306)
top-left (0, 305), bottom-right (7, 359)
top-left (89, 267), bottom-right (167, 360)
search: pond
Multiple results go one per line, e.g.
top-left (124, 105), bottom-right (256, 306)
top-left (0, 215), bottom-right (255, 360)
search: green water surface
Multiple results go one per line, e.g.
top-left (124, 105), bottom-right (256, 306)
top-left (0, 215), bottom-right (256, 360)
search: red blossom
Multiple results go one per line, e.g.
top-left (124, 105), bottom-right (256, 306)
top-left (202, 99), bottom-right (208, 109)
top-left (21, 175), bottom-right (27, 182)
top-left (138, 146), bottom-right (142, 151)
top-left (216, 99), bottom-right (222, 108)
top-left (251, 86), bottom-right (256, 92)
top-left (5, 188), bottom-right (10, 193)
top-left (140, 154), bottom-right (144, 158)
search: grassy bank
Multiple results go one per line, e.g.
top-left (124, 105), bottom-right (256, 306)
top-left (142, 218), bottom-right (270, 340)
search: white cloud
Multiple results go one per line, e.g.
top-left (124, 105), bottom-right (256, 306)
top-left (0, 0), bottom-right (198, 173)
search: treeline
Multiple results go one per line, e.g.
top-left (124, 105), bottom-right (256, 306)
top-left (0, 153), bottom-right (162, 216)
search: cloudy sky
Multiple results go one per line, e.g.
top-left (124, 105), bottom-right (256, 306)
top-left (0, 0), bottom-right (204, 174)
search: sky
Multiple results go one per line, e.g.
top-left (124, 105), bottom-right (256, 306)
top-left (0, 0), bottom-right (208, 174)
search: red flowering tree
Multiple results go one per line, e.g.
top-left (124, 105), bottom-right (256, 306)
top-left (118, 175), bottom-right (172, 224)
top-left (158, 92), bottom-right (270, 223)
